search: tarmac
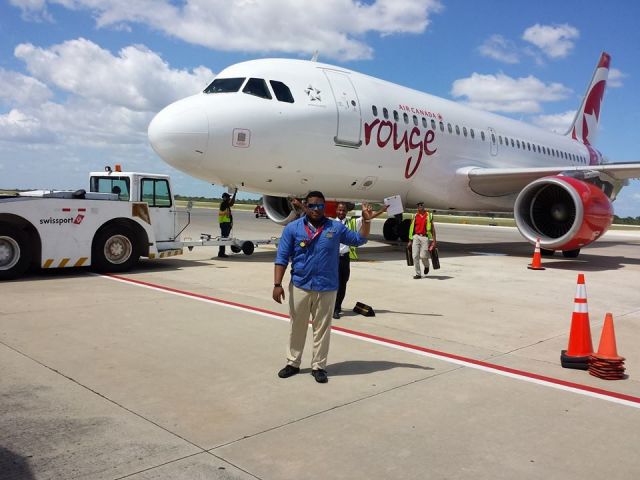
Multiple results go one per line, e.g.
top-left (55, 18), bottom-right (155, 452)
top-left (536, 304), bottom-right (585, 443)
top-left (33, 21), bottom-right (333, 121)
top-left (1, 208), bottom-right (639, 479)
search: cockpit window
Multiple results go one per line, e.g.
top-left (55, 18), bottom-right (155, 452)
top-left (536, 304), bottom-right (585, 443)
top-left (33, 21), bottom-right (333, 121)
top-left (243, 78), bottom-right (272, 99)
top-left (203, 77), bottom-right (245, 94)
top-left (270, 80), bottom-right (294, 103)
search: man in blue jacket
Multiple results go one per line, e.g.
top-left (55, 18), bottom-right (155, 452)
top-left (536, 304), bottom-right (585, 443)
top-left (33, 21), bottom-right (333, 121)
top-left (273, 191), bottom-right (373, 383)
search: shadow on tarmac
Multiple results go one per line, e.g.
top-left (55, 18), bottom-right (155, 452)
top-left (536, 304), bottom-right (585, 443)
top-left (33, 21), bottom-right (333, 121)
top-left (0, 447), bottom-right (36, 480)
top-left (327, 360), bottom-right (434, 376)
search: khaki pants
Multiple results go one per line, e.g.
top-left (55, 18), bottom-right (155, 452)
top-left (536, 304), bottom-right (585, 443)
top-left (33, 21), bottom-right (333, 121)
top-left (286, 283), bottom-right (337, 370)
top-left (412, 235), bottom-right (431, 275)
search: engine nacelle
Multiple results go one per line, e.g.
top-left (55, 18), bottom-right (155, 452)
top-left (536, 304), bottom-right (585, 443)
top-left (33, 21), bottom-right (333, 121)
top-left (262, 195), bottom-right (339, 225)
top-left (262, 195), bottom-right (299, 225)
top-left (514, 176), bottom-right (613, 251)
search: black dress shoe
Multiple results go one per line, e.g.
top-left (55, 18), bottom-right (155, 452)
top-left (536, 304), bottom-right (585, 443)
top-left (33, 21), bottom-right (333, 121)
top-left (424, 267), bottom-right (429, 275)
top-left (332, 311), bottom-right (340, 319)
top-left (278, 365), bottom-right (300, 378)
top-left (413, 274), bottom-right (421, 279)
top-left (217, 253), bottom-right (229, 258)
top-left (311, 369), bottom-right (328, 383)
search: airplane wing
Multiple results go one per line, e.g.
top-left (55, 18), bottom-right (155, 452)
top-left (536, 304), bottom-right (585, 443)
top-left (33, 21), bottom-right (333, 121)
top-left (459, 162), bottom-right (640, 197)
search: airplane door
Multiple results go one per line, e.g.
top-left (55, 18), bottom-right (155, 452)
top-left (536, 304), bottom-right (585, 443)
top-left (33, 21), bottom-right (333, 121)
top-left (488, 127), bottom-right (498, 156)
top-left (323, 70), bottom-right (362, 148)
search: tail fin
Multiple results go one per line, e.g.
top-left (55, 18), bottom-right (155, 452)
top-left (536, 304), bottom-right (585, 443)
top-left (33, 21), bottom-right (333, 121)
top-left (566, 52), bottom-right (610, 145)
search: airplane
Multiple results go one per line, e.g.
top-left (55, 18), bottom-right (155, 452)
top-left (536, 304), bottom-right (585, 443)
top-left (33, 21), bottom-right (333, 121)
top-left (148, 52), bottom-right (640, 258)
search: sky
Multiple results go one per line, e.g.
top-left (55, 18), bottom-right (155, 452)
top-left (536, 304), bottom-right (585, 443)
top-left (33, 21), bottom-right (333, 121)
top-left (0, 0), bottom-right (638, 216)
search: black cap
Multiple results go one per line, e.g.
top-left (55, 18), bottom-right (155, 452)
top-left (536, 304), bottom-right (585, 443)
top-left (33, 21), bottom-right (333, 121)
top-left (416, 201), bottom-right (424, 206)
top-left (222, 192), bottom-right (230, 198)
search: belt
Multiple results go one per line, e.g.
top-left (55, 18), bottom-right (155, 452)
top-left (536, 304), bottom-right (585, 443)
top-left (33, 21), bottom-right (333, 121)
top-left (414, 233), bottom-right (427, 236)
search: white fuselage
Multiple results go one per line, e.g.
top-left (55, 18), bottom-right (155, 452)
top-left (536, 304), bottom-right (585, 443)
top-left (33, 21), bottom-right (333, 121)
top-left (149, 59), bottom-right (601, 211)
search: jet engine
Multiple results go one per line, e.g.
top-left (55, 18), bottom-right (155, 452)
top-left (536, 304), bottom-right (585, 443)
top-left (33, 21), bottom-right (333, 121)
top-left (262, 195), bottom-right (299, 225)
top-left (262, 195), bottom-right (339, 225)
top-left (514, 176), bottom-right (613, 256)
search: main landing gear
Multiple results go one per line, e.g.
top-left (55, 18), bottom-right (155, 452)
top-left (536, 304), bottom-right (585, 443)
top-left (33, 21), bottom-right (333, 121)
top-left (382, 214), bottom-right (412, 242)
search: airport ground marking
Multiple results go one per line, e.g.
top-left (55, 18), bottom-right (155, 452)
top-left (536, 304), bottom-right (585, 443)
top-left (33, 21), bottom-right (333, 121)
top-left (103, 273), bottom-right (640, 409)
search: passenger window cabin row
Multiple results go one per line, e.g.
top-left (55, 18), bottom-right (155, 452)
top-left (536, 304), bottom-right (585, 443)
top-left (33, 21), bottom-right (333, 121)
top-left (204, 77), bottom-right (294, 103)
top-left (371, 105), bottom-right (590, 165)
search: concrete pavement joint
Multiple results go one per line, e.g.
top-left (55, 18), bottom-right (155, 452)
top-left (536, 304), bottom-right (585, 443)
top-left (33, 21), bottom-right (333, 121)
top-left (206, 367), bottom-right (462, 452)
top-left (0, 340), bottom-right (209, 452)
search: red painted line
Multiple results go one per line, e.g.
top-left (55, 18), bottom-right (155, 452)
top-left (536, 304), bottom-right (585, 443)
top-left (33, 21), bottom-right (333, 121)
top-left (107, 274), bottom-right (288, 319)
top-left (105, 274), bottom-right (640, 406)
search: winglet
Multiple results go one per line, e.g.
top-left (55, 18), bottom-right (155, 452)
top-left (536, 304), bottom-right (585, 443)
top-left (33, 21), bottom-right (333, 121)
top-left (565, 52), bottom-right (610, 146)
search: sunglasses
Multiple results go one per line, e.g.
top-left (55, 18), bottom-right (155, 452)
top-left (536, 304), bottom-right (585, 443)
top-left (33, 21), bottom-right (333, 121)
top-left (307, 203), bottom-right (325, 210)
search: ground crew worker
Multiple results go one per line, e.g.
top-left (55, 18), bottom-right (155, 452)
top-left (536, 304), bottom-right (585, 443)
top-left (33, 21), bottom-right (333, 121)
top-left (217, 188), bottom-right (237, 258)
top-left (333, 202), bottom-right (388, 319)
top-left (408, 202), bottom-right (437, 279)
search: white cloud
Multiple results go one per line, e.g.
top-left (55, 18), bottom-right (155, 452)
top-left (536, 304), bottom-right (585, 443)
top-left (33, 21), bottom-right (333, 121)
top-left (522, 24), bottom-right (579, 59)
top-left (531, 110), bottom-right (576, 134)
top-left (451, 73), bottom-right (571, 113)
top-left (2, 38), bottom-right (213, 147)
top-left (478, 35), bottom-right (519, 64)
top-left (608, 68), bottom-right (626, 88)
top-left (0, 69), bottom-right (52, 107)
top-left (9, 0), bottom-right (53, 22)
top-left (15, 39), bottom-right (213, 112)
top-left (9, 0), bottom-right (443, 61)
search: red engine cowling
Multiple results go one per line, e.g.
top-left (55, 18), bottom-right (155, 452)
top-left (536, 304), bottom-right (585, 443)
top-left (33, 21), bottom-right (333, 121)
top-left (514, 176), bottom-right (613, 251)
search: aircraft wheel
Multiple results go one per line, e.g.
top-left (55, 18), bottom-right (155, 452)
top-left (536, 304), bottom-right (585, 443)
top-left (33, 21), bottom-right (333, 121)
top-left (562, 249), bottom-right (580, 258)
top-left (92, 225), bottom-right (139, 272)
top-left (540, 248), bottom-right (555, 257)
top-left (399, 219), bottom-right (412, 242)
top-left (242, 241), bottom-right (255, 255)
top-left (0, 224), bottom-right (32, 280)
top-left (383, 218), bottom-right (399, 241)
top-left (230, 245), bottom-right (241, 253)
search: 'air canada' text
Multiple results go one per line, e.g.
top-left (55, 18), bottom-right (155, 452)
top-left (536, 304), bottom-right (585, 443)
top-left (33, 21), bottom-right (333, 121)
top-left (364, 119), bottom-right (437, 179)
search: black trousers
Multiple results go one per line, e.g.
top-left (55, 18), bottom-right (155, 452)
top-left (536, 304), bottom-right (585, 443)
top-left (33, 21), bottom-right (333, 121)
top-left (219, 222), bottom-right (232, 255)
top-left (335, 254), bottom-right (351, 312)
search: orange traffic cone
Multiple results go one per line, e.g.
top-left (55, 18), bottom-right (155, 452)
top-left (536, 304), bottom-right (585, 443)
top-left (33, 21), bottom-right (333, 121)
top-left (527, 238), bottom-right (545, 270)
top-left (589, 313), bottom-right (626, 380)
top-left (561, 274), bottom-right (593, 370)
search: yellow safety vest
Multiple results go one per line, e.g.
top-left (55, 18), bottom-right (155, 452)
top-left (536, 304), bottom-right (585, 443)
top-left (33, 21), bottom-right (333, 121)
top-left (408, 212), bottom-right (433, 240)
top-left (346, 217), bottom-right (358, 260)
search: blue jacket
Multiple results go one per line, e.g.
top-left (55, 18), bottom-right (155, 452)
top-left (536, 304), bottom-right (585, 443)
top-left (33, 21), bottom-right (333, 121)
top-left (275, 216), bottom-right (367, 291)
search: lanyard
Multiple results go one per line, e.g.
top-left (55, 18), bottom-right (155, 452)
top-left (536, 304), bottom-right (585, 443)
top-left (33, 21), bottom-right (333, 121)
top-left (301, 220), bottom-right (325, 248)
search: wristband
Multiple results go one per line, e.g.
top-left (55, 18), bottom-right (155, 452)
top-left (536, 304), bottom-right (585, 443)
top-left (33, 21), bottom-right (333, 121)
top-left (274, 283), bottom-right (282, 287)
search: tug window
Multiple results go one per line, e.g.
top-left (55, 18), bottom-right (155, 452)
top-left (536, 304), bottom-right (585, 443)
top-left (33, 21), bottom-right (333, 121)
top-left (243, 78), bottom-right (272, 99)
top-left (141, 178), bottom-right (171, 208)
top-left (204, 77), bottom-right (245, 93)
top-left (270, 80), bottom-right (294, 103)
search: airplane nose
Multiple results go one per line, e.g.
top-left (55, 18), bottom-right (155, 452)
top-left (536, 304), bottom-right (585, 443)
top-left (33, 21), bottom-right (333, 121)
top-left (148, 101), bottom-right (209, 170)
